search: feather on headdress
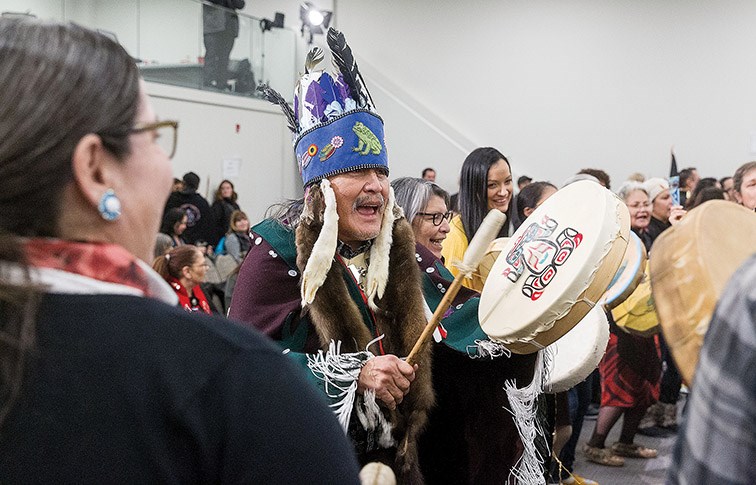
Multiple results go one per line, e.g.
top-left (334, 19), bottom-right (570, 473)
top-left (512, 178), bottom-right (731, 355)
top-left (326, 28), bottom-right (375, 110)
top-left (258, 83), bottom-right (297, 133)
top-left (257, 27), bottom-right (388, 187)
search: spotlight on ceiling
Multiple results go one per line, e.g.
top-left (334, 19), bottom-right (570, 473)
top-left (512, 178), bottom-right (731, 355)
top-left (299, 2), bottom-right (332, 44)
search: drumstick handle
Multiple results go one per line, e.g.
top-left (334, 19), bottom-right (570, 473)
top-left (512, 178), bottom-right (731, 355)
top-left (406, 209), bottom-right (507, 366)
top-left (406, 275), bottom-right (465, 365)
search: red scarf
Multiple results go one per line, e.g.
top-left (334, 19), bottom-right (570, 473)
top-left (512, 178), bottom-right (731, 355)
top-left (24, 239), bottom-right (157, 297)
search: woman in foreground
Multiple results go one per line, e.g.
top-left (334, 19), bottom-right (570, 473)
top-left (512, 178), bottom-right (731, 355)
top-left (0, 18), bottom-right (358, 483)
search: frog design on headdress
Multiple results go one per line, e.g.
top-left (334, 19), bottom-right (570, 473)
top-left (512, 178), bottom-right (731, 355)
top-left (352, 122), bottom-right (382, 155)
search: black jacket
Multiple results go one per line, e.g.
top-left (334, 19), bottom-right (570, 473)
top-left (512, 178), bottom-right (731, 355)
top-left (165, 189), bottom-right (215, 246)
top-left (0, 293), bottom-right (359, 483)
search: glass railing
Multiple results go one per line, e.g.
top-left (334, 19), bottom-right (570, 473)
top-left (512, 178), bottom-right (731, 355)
top-left (0, 0), bottom-right (297, 100)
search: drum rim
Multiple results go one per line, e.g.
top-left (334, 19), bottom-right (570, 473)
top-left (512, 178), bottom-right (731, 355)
top-left (547, 305), bottom-right (609, 393)
top-left (602, 230), bottom-right (647, 310)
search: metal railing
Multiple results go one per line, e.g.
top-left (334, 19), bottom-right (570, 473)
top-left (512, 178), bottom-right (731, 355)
top-left (1, 0), bottom-right (297, 100)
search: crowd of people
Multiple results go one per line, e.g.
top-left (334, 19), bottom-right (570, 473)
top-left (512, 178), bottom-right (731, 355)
top-left (152, 174), bottom-right (251, 315)
top-left (2, 17), bottom-right (754, 485)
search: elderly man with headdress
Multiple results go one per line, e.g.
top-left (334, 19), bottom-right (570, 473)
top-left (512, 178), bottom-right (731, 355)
top-left (233, 27), bottom-right (557, 483)
top-left (229, 29), bottom-right (436, 482)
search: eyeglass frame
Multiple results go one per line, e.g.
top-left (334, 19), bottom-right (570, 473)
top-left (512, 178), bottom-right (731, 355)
top-left (416, 211), bottom-right (453, 226)
top-left (130, 120), bottom-right (179, 159)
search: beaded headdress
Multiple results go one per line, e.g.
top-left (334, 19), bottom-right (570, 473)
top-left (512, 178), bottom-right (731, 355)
top-left (259, 27), bottom-right (388, 187)
top-left (258, 28), bottom-right (395, 309)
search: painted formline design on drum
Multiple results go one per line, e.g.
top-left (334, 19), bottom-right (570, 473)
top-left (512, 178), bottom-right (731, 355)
top-left (499, 210), bottom-right (625, 350)
top-left (501, 214), bottom-right (583, 301)
top-left (479, 180), bottom-right (630, 354)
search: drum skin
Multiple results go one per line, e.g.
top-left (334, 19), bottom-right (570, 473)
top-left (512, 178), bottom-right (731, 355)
top-left (650, 200), bottom-right (756, 386)
top-left (479, 180), bottom-right (630, 354)
top-left (547, 306), bottom-right (609, 393)
top-left (602, 230), bottom-right (647, 310)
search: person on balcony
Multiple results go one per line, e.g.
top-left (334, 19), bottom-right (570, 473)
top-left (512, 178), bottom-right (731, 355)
top-left (203, 0), bottom-right (246, 89)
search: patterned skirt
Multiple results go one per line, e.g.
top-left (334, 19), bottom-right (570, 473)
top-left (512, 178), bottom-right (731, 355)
top-left (599, 329), bottom-right (661, 408)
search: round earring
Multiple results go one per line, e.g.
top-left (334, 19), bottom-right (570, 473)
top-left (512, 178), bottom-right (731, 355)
top-left (98, 189), bottom-right (122, 221)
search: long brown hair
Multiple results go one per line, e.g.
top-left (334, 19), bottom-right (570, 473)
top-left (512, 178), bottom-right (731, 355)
top-left (214, 179), bottom-right (238, 202)
top-left (0, 19), bottom-right (140, 427)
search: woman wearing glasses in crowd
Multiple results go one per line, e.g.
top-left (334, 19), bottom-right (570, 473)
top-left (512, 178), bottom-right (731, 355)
top-left (391, 177), bottom-right (452, 260)
top-left (0, 19), bottom-right (358, 482)
top-left (392, 177), bottom-right (539, 483)
top-left (152, 245), bottom-right (212, 314)
top-left (441, 147), bottom-right (513, 291)
top-left (584, 181), bottom-right (661, 467)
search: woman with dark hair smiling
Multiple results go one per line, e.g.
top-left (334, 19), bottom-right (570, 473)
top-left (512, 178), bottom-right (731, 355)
top-left (0, 18), bottom-right (358, 482)
top-left (442, 147), bottom-right (513, 290)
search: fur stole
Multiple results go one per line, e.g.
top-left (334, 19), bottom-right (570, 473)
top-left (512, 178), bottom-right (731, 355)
top-left (295, 183), bottom-right (434, 484)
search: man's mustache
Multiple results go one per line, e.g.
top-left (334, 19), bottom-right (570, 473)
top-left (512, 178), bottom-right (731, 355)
top-left (353, 194), bottom-right (386, 210)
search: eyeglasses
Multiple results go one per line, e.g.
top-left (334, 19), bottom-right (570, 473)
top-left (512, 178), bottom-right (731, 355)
top-left (416, 211), bottom-right (453, 226)
top-left (130, 120), bottom-right (179, 159)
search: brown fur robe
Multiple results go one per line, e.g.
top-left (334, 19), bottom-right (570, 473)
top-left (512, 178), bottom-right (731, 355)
top-left (295, 184), bottom-right (434, 484)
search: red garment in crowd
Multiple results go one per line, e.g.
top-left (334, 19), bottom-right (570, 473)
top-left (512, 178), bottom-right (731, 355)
top-left (600, 330), bottom-right (661, 409)
top-left (168, 277), bottom-right (211, 314)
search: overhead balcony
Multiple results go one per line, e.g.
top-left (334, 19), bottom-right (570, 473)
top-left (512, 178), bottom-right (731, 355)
top-left (1, 0), bottom-right (297, 100)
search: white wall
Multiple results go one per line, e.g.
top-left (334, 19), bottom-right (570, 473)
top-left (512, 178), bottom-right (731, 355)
top-left (7, 0), bottom-right (756, 209)
top-left (335, 0), bottom-right (756, 192)
top-left (145, 82), bottom-right (300, 223)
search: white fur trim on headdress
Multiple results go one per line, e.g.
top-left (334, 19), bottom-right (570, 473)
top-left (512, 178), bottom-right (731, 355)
top-left (301, 179), bottom-right (339, 306)
top-left (365, 187), bottom-right (397, 310)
